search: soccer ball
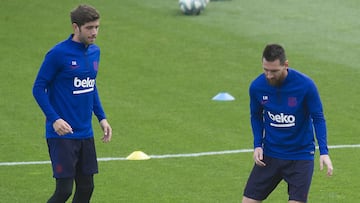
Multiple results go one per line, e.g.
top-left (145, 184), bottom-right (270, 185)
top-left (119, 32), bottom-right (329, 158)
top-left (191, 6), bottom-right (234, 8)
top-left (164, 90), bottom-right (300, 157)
top-left (179, 0), bottom-right (205, 15)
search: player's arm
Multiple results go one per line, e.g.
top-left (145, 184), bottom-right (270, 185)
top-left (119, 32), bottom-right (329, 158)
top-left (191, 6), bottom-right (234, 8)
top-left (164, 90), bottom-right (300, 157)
top-left (306, 83), bottom-right (328, 155)
top-left (249, 85), bottom-right (265, 166)
top-left (249, 86), bottom-right (264, 149)
top-left (93, 85), bottom-right (112, 142)
top-left (92, 85), bottom-right (106, 121)
top-left (32, 49), bottom-right (61, 123)
top-left (306, 82), bottom-right (333, 176)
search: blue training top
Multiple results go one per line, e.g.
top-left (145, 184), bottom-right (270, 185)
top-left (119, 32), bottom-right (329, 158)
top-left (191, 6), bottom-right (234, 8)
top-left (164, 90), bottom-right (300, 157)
top-left (249, 68), bottom-right (329, 160)
top-left (33, 34), bottom-right (106, 139)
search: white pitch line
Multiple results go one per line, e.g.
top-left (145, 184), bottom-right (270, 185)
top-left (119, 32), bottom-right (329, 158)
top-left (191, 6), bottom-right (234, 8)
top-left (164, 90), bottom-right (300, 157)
top-left (327, 144), bottom-right (360, 149)
top-left (1, 144), bottom-right (360, 166)
top-left (149, 149), bottom-right (253, 159)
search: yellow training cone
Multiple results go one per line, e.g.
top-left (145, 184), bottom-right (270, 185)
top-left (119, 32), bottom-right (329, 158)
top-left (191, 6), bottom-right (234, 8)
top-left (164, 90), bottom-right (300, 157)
top-left (126, 151), bottom-right (151, 160)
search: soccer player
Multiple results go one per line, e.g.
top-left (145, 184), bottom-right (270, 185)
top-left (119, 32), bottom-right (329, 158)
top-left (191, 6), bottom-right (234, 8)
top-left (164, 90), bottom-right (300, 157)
top-left (32, 4), bottom-right (112, 203)
top-left (242, 44), bottom-right (333, 203)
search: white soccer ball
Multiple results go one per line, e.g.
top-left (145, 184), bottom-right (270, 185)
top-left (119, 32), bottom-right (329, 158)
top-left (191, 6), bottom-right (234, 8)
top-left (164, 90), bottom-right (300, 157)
top-left (179, 0), bottom-right (204, 15)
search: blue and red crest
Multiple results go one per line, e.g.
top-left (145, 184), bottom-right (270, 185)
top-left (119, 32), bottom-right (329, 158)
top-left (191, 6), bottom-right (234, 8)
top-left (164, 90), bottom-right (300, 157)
top-left (288, 97), bottom-right (297, 107)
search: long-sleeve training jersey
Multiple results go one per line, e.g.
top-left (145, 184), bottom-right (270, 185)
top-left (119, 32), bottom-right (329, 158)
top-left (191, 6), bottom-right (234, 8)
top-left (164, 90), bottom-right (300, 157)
top-left (249, 68), bottom-right (329, 160)
top-left (33, 34), bottom-right (106, 139)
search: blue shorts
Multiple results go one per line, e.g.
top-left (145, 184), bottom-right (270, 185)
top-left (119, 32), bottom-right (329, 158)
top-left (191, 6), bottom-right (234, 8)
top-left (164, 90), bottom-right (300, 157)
top-left (243, 155), bottom-right (314, 202)
top-left (47, 138), bottom-right (98, 178)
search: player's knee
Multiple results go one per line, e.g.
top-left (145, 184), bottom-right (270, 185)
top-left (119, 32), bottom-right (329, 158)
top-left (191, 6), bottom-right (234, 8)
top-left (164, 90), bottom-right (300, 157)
top-left (47, 187), bottom-right (72, 203)
top-left (72, 180), bottom-right (94, 202)
top-left (77, 182), bottom-right (94, 193)
top-left (48, 178), bottom-right (73, 202)
top-left (76, 175), bottom-right (94, 193)
top-left (54, 188), bottom-right (72, 200)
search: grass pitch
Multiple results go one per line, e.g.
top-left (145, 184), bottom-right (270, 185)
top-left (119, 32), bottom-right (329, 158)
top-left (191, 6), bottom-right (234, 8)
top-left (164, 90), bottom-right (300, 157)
top-left (0, 0), bottom-right (359, 202)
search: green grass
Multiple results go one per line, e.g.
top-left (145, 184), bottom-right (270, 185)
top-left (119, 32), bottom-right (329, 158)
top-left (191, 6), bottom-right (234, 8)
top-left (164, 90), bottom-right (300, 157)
top-left (0, 0), bottom-right (359, 202)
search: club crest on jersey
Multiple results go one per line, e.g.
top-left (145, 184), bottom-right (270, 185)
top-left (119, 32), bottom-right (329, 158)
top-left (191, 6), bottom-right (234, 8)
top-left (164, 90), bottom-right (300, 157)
top-left (288, 97), bottom-right (297, 107)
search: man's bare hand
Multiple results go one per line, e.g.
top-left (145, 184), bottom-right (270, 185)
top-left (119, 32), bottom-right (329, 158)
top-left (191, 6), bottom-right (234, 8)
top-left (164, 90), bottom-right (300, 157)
top-left (53, 119), bottom-right (73, 136)
top-left (254, 147), bottom-right (266, 167)
top-left (100, 119), bottom-right (112, 143)
top-left (320, 154), bottom-right (333, 176)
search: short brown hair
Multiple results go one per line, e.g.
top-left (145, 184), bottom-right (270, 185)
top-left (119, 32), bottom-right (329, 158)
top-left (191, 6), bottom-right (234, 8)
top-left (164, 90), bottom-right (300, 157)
top-left (70, 4), bottom-right (100, 27)
top-left (262, 44), bottom-right (287, 65)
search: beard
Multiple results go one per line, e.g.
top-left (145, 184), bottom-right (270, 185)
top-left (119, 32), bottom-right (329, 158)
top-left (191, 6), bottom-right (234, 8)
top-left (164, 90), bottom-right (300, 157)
top-left (266, 78), bottom-right (283, 87)
top-left (79, 34), bottom-right (96, 46)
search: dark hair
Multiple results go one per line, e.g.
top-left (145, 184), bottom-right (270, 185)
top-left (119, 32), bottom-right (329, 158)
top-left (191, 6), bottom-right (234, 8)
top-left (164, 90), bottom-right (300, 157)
top-left (262, 44), bottom-right (287, 65)
top-left (70, 4), bottom-right (100, 27)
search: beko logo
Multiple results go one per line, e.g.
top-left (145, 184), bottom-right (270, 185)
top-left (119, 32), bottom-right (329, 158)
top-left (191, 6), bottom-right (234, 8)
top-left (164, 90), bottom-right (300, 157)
top-left (73, 77), bottom-right (95, 94)
top-left (267, 112), bottom-right (295, 127)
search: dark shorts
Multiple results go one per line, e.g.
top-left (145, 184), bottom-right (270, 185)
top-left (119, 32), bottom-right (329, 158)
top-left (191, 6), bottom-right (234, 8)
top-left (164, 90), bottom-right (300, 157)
top-left (243, 155), bottom-right (314, 202)
top-left (47, 138), bottom-right (98, 179)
